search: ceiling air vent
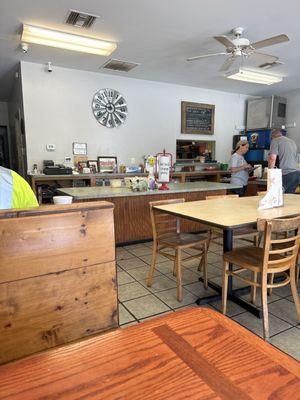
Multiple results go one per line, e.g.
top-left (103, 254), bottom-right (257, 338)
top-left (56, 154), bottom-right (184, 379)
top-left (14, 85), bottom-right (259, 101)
top-left (65, 10), bottom-right (99, 29)
top-left (101, 59), bottom-right (140, 72)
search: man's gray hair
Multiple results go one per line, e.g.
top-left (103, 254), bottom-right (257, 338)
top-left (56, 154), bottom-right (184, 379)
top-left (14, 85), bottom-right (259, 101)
top-left (271, 129), bottom-right (283, 138)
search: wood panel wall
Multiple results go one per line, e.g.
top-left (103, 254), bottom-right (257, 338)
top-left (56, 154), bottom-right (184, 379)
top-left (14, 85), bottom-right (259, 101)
top-left (0, 202), bottom-right (117, 365)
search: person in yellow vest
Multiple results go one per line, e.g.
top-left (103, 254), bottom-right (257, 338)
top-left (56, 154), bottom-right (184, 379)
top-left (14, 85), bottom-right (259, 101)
top-left (0, 166), bottom-right (38, 209)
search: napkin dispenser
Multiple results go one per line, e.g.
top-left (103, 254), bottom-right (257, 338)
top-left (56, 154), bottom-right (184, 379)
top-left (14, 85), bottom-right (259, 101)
top-left (258, 169), bottom-right (283, 210)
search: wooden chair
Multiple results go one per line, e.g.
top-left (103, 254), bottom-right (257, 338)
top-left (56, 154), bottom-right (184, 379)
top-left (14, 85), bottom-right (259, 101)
top-left (205, 195), bottom-right (260, 246)
top-left (147, 198), bottom-right (210, 301)
top-left (222, 215), bottom-right (300, 340)
top-left (258, 188), bottom-right (299, 286)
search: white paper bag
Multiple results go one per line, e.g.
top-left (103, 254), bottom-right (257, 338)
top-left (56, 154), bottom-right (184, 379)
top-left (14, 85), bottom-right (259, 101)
top-left (258, 169), bottom-right (283, 210)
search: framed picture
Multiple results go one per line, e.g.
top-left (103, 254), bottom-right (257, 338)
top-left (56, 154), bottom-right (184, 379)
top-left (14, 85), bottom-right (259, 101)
top-left (87, 160), bottom-right (98, 173)
top-left (77, 161), bottom-right (88, 169)
top-left (181, 101), bottom-right (215, 135)
top-left (98, 156), bottom-right (117, 173)
top-left (73, 142), bottom-right (87, 155)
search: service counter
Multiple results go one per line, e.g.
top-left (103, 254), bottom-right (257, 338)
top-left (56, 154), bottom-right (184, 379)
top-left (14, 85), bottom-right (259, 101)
top-left (59, 182), bottom-right (240, 244)
top-left (29, 171), bottom-right (231, 203)
top-left (247, 179), bottom-right (267, 196)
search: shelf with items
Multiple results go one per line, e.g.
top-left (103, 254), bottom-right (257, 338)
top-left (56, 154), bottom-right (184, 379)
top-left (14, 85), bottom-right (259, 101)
top-left (29, 173), bottom-right (147, 204)
top-left (172, 170), bottom-right (230, 183)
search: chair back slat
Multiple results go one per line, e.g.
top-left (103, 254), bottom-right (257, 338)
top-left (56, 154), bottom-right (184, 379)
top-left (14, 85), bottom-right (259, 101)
top-left (268, 255), bottom-right (295, 265)
top-left (257, 216), bottom-right (300, 233)
top-left (269, 244), bottom-right (298, 255)
top-left (258, 216), bottom-right (300, 273)
top-left (150, 198), bottom-right (185, 240)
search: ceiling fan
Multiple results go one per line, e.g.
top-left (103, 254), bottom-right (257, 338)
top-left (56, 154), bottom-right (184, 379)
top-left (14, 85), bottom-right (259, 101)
top-left (187, 27), bottom-right (289, 71)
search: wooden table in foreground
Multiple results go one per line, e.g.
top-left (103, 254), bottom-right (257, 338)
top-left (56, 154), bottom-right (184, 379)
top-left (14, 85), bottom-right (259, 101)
top-left (0, 308), bottom-right (299, 400)
top-left (155, 194), bottom-right (300, 316)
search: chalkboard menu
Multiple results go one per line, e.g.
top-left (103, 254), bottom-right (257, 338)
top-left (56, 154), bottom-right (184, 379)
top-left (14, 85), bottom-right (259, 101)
top-left (181, 101), bottom-right (215, 134)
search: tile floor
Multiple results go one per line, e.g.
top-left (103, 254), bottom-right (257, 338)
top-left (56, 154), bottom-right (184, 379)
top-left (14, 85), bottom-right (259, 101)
top-left (116, 239), bottom-right (300, 361)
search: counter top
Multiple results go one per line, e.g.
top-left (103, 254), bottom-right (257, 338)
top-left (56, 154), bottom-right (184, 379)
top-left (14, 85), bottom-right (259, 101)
top-left (58, 182), bottom-right (241, 200)
top-left (29, 172), bottom-right (147, 179)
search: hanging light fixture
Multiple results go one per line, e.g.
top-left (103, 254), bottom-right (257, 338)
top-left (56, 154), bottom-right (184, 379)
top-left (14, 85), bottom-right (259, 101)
top-left (225, 67), bottom-right (283, 85)
top-left (21, 24), bottom-right (117, 56)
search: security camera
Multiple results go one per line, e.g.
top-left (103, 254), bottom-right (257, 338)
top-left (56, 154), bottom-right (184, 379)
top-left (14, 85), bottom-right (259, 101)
top-left (21, 43), bottom-right (29, 53)
top-left (47, 62), bottom-right (53, 72)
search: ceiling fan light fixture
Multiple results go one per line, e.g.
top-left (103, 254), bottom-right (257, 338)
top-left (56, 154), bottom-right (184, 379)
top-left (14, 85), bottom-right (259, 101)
top-left (21, 24), bottom-right (117, 56)
top-left (225, 68), bottom-right (283, 85)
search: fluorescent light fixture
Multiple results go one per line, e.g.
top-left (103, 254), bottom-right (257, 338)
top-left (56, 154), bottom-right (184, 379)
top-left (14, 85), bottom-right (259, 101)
top-left (225, 68), bottom-right (283, 85)
top-left (21, 24), bottom-right (117, 56)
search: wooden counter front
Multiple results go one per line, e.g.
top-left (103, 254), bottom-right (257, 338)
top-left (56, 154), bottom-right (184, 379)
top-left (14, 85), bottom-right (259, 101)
top-left (0, 202), bottom-right (118, 365)
top-left (58, 183), bottom-right (238, 244)
top-left (102, 190), bottom-right (226, 243)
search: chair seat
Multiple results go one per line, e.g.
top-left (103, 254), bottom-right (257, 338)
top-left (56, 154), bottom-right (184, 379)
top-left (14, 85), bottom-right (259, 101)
top-left (158, 232), bottom-right (208, 248)
top-left (224, 246), bottom-right (285, 272)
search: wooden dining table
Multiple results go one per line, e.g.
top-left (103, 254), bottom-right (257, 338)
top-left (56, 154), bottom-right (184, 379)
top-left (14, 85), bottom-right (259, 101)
top-left (154, 194), bottom-right (300, 317)
top-left (0, 307), bottom-right (299, 400)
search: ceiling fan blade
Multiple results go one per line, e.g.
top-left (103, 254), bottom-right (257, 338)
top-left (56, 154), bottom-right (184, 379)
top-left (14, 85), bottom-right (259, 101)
top-left (219, 57), bottom-right (235, 71)
top-left (251, 52), bottom-right (279, 63)
top-left (257, 61), bottom-right (284, 69)
top-left (214, 35), bottom-right (235, 48)
top-left (251, 34), bottom-right (289, 50)
top-left (187, 52), bottom-right (227, 61)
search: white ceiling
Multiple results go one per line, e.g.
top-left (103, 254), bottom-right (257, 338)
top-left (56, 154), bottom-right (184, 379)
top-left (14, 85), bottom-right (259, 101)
top-left (1, 0), bottom-right (300, 101)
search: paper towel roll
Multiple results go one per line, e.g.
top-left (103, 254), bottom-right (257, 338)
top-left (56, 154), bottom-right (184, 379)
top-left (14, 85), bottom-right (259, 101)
top-left (254, 165), bottom-right (262, 178)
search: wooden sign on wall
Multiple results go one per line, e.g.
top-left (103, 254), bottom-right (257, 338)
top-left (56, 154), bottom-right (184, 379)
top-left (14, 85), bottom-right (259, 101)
top-left (181, 101), bottom-right (215, 135)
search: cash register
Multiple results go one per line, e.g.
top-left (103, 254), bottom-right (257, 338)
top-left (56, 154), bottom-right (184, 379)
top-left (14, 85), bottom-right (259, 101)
top-left (43, 160), bottom-right (72, 175)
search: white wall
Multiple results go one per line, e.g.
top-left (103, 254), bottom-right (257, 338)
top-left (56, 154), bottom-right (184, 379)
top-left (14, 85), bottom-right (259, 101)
top-left (282, 89), bottom-right (300, 149)
top-left (21, 61), bottom-right (248, 170)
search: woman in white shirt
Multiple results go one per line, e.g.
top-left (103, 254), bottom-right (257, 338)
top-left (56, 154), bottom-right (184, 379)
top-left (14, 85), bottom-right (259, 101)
top-left (230, 140), bottom-right (252, 196)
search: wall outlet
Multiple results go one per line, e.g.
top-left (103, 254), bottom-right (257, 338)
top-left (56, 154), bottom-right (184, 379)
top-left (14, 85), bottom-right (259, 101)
top-left (46, 144), bottom-right (56, 151)
top-left (131, 157), bottom-right (136, 164)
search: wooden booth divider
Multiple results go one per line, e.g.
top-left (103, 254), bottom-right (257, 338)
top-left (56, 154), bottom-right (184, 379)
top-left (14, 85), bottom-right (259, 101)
top-left (0, 201), bottom-right (117, 365)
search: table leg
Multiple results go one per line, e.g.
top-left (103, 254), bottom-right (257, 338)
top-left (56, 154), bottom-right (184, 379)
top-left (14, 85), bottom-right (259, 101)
top-left (196, 228), bottom-right (262, 318)
top-left (223, 228), bottom-right (233, 294)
